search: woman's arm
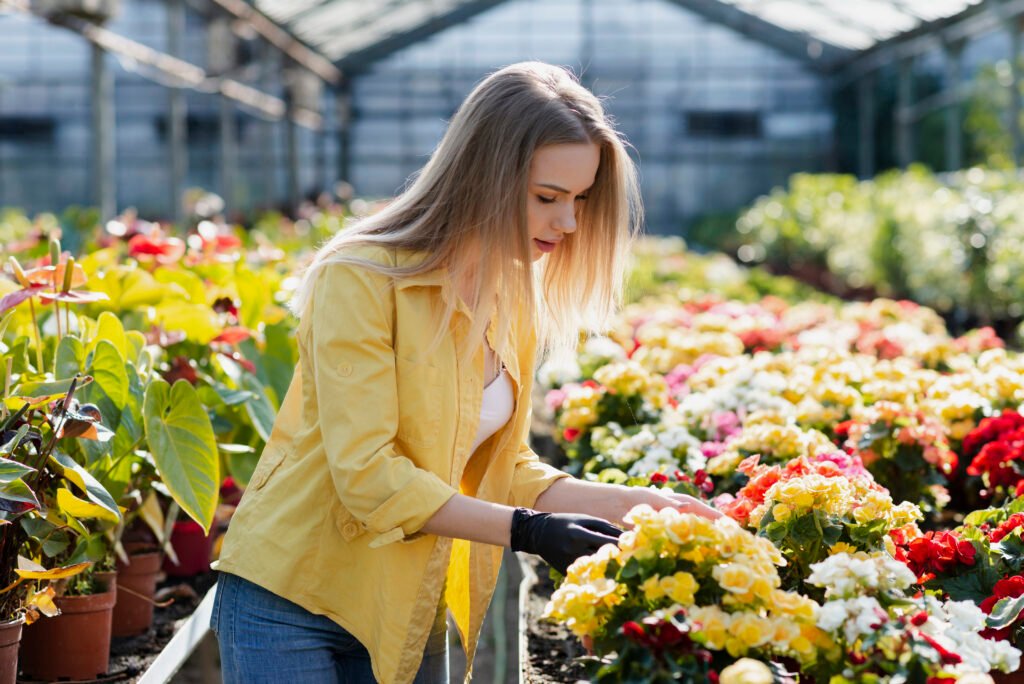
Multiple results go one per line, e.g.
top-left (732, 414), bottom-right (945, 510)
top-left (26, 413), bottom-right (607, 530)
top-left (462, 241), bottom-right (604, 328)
top-left (420, 494), bottom-right (514, 546)
top-left (533, 477), bottom-right (722, 526)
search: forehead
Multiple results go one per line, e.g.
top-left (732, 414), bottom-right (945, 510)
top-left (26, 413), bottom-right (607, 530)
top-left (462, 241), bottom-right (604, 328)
top-left (529, 143), bottom-right (600, 191)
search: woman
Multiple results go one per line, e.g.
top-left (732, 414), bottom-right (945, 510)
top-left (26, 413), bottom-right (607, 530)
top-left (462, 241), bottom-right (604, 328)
top-left (212, 61), bottom-right (719, 684)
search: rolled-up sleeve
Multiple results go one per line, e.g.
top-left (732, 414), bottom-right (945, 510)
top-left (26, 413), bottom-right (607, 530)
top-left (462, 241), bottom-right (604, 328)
top-left (508, 378), bottom-right (570, 509)
top-left (308, 261), bottom-right (457, 547)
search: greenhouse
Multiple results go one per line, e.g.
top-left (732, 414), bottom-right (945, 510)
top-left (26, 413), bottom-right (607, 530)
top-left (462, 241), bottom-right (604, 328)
top-left (0, 0), bottom-right (1024, 682)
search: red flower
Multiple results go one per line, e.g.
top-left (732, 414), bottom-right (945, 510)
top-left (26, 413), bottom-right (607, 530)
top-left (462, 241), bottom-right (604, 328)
top-left (128, 233), bottom-right (187, 265)
top-left (650, 472), bottom-right (669, 485)
top-left (920, 633), bottom-right (962, 665)
top-left (910, 611), bottom-right (928, 626)
top-left (562, 428), bottom-right (581, 442)
top-left (622, 621), bottom-right (646, 642)
top-left (990, 513), bottom-right (1024, 543)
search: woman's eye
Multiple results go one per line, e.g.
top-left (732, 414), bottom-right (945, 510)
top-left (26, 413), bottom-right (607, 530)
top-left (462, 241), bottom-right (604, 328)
top-left (537, 195), bottom-right (556, 204)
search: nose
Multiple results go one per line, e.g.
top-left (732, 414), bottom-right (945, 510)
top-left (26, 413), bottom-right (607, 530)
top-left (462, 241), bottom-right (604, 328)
top-left (556, 205), bottom-right (578, 234)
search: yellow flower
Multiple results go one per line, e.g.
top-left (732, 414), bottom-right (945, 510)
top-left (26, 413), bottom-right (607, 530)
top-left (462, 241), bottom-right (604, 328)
top-left (772, 503), bottom-right (792, 522)
top-left (690, 606), bottom-right (730, 650)
top-left (713, 563), bottom-right (756, 595)
top-left (719, 658), bottom-right (773, 684)
top-left (660, 571), bottom-right (698, 605)
top-left (828, 542), bottom-right (859, 557)
top-left (640, 576), bottom-right (665, 602)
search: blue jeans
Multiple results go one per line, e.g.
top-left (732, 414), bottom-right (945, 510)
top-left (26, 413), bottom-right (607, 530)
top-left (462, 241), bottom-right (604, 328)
top-left (211, 572), bottom-right (449, 683)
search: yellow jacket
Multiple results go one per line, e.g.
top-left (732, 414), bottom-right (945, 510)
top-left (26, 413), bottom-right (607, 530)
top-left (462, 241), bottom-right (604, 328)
top-left (214, 245), bottom-right (568, 684)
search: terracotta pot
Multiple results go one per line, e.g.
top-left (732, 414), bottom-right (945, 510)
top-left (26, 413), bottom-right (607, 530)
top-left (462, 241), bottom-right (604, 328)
top-left (112, 550), bottom-right (163, 637)
top-left (163, 520), bottom-right (213, 577)
top-left (0, 617), bottom-right (23, 684)
top-left (19, 577), bottom-right (116, 680)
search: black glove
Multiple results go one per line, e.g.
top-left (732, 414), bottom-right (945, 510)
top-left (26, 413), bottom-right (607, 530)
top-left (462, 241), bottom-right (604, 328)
top-left (509, 507), bottom-right (623, 575)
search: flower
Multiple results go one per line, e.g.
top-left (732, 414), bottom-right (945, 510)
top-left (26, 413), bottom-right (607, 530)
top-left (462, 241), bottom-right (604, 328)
top-left (718, 658), bottom-right (773, 684)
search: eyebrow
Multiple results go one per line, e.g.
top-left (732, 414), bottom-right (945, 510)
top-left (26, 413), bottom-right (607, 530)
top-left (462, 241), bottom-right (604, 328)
top-left (535, 182), bottom-right (591, 194)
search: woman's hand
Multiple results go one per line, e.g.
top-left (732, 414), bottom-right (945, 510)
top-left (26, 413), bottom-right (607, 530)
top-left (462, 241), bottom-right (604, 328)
top-left (533, 478), bottom-right (722, 529)
top-left (618, 486), bottom-right (722, 525)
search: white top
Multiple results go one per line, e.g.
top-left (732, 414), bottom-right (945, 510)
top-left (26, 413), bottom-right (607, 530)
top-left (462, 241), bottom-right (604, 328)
top-left (471, 367), bottom-right (515, 453)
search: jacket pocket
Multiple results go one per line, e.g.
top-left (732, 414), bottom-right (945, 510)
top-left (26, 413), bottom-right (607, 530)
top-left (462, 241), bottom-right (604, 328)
top-left (248, 446), bottom-right (287, 491)
top-left (395, 357), bottom-right (444, 448)
top-left (334, 502), bottom-right (366, 542)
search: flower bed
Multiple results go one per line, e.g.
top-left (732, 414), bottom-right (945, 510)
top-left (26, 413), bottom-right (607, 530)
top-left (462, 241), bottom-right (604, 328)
top-left (534, 241), bottom-right (1024, 682)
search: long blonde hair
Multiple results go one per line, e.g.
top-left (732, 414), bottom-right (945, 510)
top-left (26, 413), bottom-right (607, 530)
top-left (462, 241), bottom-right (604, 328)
top-left (290, 61), bottom-right (643, 363)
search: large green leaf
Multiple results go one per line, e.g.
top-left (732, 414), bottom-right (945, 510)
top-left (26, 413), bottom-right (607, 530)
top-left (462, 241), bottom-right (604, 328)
top-left (143, 379), bottom-right (219, 532)
top-left (54, 336), bottom-right (85, 380)
top-left (154, 269), bottom-right (207, 304)
top-left (119, 268), bottom-right (166, 309)
top-left (0, 455), bottom-right (34, 484)
top-left (155, 301), bottom-right (220, 345)
top-left (81, 340), bottom-right (128, 434)
top-left (88, 311), bottom-right (127, 361)
top-left (48, 451), bottom-right (119, 519)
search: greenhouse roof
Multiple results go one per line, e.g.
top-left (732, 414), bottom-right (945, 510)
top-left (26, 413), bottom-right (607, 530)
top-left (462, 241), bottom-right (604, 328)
top-left (254, 0), bottom-right (985, 70)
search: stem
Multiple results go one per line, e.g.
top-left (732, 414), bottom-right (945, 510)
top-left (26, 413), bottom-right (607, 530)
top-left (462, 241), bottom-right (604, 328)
top-left (26, 298), bottom-right (43, 374)
top-left (51, 272), bottom-right (60, 340)
top-left (99, 434), bottom-right (146, 480)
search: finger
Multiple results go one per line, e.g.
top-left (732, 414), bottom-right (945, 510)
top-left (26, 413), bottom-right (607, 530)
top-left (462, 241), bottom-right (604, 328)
top-left (577, 518), bottom-right (624, 537)
top-left (672, 495), bottom-right (723, 519)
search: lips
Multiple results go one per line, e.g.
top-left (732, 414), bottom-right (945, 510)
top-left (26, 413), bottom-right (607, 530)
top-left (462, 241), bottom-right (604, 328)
top-left (533, 238), bottom-right (560, 253)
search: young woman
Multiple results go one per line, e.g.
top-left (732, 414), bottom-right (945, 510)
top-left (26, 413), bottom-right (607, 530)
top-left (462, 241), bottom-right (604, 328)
top-left (212, 61), bottom-right (720, 684)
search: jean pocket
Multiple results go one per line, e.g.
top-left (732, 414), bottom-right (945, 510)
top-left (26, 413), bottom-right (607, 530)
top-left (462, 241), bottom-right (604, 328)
top-left (209, 573), bottom-right (234, 636)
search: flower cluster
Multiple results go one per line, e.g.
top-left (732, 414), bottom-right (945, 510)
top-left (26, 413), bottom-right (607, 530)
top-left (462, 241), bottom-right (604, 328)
top-left (544, 505), bottom-right (826, 668)
top-left (804, 553), bottom-right (1021, 682)
top-left (965, 410), bottom-right (1024, 501)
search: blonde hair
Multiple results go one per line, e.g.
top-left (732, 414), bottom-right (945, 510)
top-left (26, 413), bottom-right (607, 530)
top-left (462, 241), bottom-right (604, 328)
top-left (290, 61), bottom-right (643, 363)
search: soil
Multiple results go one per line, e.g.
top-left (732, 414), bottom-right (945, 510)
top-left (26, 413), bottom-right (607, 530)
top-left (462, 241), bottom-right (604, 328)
top-left (519, 555), bottom-right (588, 684)
top-left (17, 571), bottom-right (219, 683)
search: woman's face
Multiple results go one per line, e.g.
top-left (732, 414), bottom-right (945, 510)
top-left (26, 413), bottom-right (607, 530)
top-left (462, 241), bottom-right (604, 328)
top-left (526, 142), bottom-right (600, 261)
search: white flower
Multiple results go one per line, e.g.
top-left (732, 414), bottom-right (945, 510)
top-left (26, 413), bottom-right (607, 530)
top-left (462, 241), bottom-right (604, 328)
top-left (817, 601), bottom-right (848, 631)
top-left (581, 336), bottom-right (627, 362)
top-left (944, 600), bottom-right (986, 633)
top-left (537, 358), bottom-right (581, 390)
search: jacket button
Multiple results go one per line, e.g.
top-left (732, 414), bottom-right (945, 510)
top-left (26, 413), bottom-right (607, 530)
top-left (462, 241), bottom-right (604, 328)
top-left (343, 522), bottom-right (359, 538)
top-left (338, 362), bottom-right (353, 377)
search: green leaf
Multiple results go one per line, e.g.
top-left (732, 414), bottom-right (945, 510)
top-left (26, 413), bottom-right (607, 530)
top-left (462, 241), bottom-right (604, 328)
top-left (0, 477), bottom-right (39, 509)
top-left (119, 268), bottom-right (166, 309)
top-left (0, 455), bottom-right (34, 484)
top-left (241, 373), bottom-right (276, 442)
top-left (20, 517), bottom-right (70, 557)
top-left (54, 336), bottom-right (85, 380)
top-left (154, 269), bottom-right (207, 304)
top-left (56, 487), bottom-right (119, 522)
top-left (932, 571), bottom-right (993, 603)
top-left (143, 379), bottom-right (219, 532)
top-left (14, 376), bottom-right (92, 399)
top-left (154, 301), bottom-right (220, 345)
top-left (48, 451), bottom-right (119, 519)
top-left (88, 311), bottom-right (127, 361)
top-left (209, 382), bottom-right (253, 407)
top-left (988, 594), bottom-right (1024, 630)
top-left (81, 340), bottom-right (128, 433)
top-left (125, 331), bottom-right (147, 367)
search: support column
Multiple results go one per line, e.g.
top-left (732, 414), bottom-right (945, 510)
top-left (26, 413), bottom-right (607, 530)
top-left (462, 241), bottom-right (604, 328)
top-left (1008, 17), bottom-right (1023, 167)
top-left (857, 73), bottom-right (876, 179)
top-left (219, 97), bottom-right (238, 211)
top-left (896, 57), bottom-right (915, 167)
top-left (260, 44), bottom-right (276, 208)
top-left (167, 0), bottom-right (187, 224)
top-left (285, 97), bottom-right (301, 210)
top-left (90, 44), bottom-right (116, 221)
top-left (944, 40), bottom-right (964, 172)
top-left (336, 84), bottom-right (352, 187)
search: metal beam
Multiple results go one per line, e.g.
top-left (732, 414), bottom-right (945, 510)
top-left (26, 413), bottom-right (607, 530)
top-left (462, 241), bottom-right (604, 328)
top-left (836, 0), bottom-right (1024, 86)
top-left (336, 0), bottom-right (510, 72)
top-left (659, 0), bottom-right (851, 71)
top-left (205, 0), bottom-right (342, 85)
top-left (219, 97), bottom-right (238, 210)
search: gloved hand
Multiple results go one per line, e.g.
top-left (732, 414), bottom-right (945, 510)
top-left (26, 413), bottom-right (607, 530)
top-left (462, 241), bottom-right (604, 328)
top-left (509, 508), bottom-right (622, 575)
